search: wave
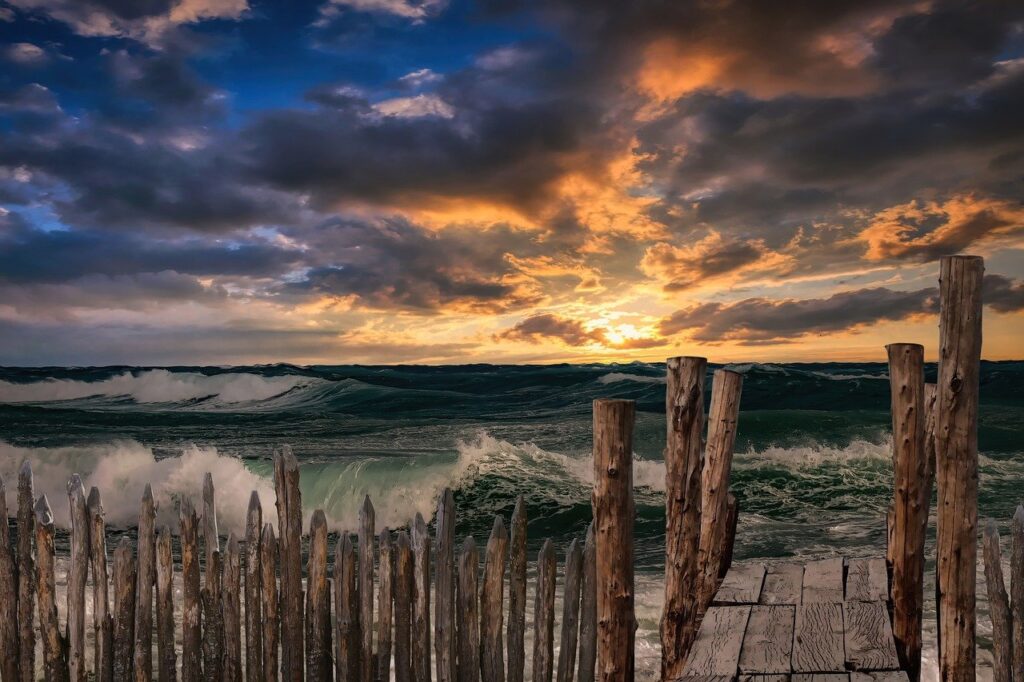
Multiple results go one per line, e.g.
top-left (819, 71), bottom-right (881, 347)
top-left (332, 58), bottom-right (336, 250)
top-left (597, 372), bottom-right (665, 385)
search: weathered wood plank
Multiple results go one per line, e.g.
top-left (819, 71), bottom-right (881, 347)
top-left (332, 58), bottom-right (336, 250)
top-left (738, 605), bottom-right (794, 675)
top-left (714, 563), bottom-right (766, 605)
top-left (274, 450), bottom-right (303, 682)
top-left (1012, 505), bottom-right (1024, 682)
top-left (36, 495), bottom-right (69, 682)
top-left (0, 476), bottom-right (21, 682)
top-left (683, 605), bottom-right (751, 677)
top-left (202, 550), bottom-right (224, 682)
top-left (791, 675), bottom-right (848, 682)
top-left (113, 536), bottom-right (137, 682)
top-left (67, 475), bottom-right (89, 682)
top-left (245, 492), bottom-right (264, 682)
top-left (435, 489), bottom-right (456, 682)
top-left (481, 516), bottom-right (508, 682)
top-left (792, 603), bottom-right (844, 673)
top-left (224, 534), bottom-right (243, 682)
top-left (845, 559), bottom-right (888, 603)
top-left (335, 534), bottom-right (360, 682)
top-left (801, 559), bottom-right (844, 604)
top-left (134, 484), bottom-right (156, 682)
top-left (556, 538), bottom-right (583, 682)
top-left (982, 521), bottom-right (1012, 682)
top-left (411, 514), bottom-right (431, 682)
top-left (155, 526), bottom-right (176, 682)
top-left (394, 531), bottom-right (413, 682)
top-left (533, 539), bottom-right (557, 682)
top-left (17, 462), bottom-right (36, 682)
top-left (456, 537), bottom-right (479, 682)
top-left (180, 499), bottom-right (202, 682)
top-left (360, 497), bottom-right (376, 682)
top-left (507, 497), bottom-right (527, 682)
top-left (576, 523), bottom-right (596, 682)
top-left (739, 676), bottom-right (791, 682)
top-left (849, 672), bottom-right (909, 682)
top-left (760, 564), bottom-right (803, 606)
top-left (379, 528), bottom-right (394, 682)
top-left (89, 486), bottom-right (114, 682)
top-left (843, 602), bottom-right (899, 671)
top-left (260, 524), bottom-right (279, 682)
top-left (306, 511), bottom-right (331, 682)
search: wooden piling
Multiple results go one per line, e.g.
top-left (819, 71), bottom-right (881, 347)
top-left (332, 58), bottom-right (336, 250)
top-left (411, 513), bottom-right (432, 682)
top-left (306, 510), bottom-right (332, 681)
top-left (556, 538), bottom-right (583, 682)
top-left (335, 534), bottom-right (360, 682)
top-left (245, 492), bottom-right (264, 682)
top-left (394, 531), bottom-right (414, 682)
top-left (260, 524), bottom-right (279, 682)
top-left (533, 539), bottom-right (557, 682)
top-left (274, 449), bottom-right (304, 682)
top-left (156, 526), bottom-right (177, 682)
top-left (661, 355), bottom-right (706, 678)
top-left (456, 537), bottom-right (479, 682)
top-left (360, 496), bottom-right (376, 682)
top-left (507, 496), bottom-right (527, 682)
top-left (203, 550), bottom-right (224, 682)
top-left (0, 476), bottom-right (20, 682)
top-left (1012, 505), bottom-right (1024, 682)
top-left (696, 370), bottom-right (742, 613)
top-left (135, 484), bottom-right (157, 682)
top-left (922, 382), bottom-right (938, 523)
top-left (887, 342), bottom-right (927, 681)
top-left (17, 461), bottom-right (36, 682)
top-left (592, 399), bottom-right (636, 681)
top-left (180, 499), bottom-right (202, 682)
top-left (224, 534), bottom-right (243, 682)
top-left (67, 475), bottom-right (89, 682)
top-left (576, 524), bottom-right (597, 682)
top-left (203, 473), bottom-right (220, 585)
top-left (114, 536), bottom-right (138, 682)
top-left (435, 489), bottom-right (456, 682)
top-left (481, 516), bottom-right (508, 682)
top-left (718, 493), bottom-right (739, 580)
top-left (89, 487), bottom-right (114, 682)
top-left (982, 521), bottom-right (1011, 682)
top-left (378, 529), bottom-right (394, 682)
top-left (36, 495), bottom-right (69, 682)
top-left (934, 254), bottom-right (983, 682)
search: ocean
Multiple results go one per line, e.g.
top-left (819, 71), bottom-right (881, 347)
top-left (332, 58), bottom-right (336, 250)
top-left (2, 361), bottom-right (1022, 680)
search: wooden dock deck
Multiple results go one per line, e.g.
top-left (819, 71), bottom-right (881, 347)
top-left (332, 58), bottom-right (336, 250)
top-left (680, 556), bottom-right (910, 682)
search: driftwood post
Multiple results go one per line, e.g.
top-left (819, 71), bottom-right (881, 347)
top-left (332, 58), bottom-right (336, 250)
top-left (592, 399), bottom-right (636, 681)
top-left (1012, 506), bottom-right (1024, 682)
top-left (113, 537), bottom-right (138, 681)
top-left (67, 475), bottom-right (89, 682)
top-left (155, 526), bottom-right (176, 682)
top-left (359, 497), bottom-right (376, 682)
top-left (982, 521), bottom-right (1011, 682)
top-left (507, 497), bottom-right (527, 682)
top-left (577, 524), bottom-right (597, 682)
top-left (275, 449), bottom-right (304, 682)
top-left (394, 531), bottom-right (414, 682)
top-left (533, 539), bottom-right (557, 682)
top-left (17, 461), bottom-right (36, 682)
top-left (661, 356), bottom-right (706, 678)
top-left (306, 511), bottom-right (332, 681)
top-left (935, 254), bottom-right (983, 682)
top-left (135, 484), bottom-right (157, 682)
top-left (717, 493), bottom-right (739, 580)
top-left (202, 550), bottom-right (224, 682)
top-left (456, 537), bottom-right (479, 682)
top-left (435, 489), bottom-right (456, 682)
top-left (0, 477), bottom-right (20, 682)
top-left (556, 538), bottom-right (583, 682)
top-left (180, 499), bottom-right (202, 682)
top-left (203, 473), bottom-right (220, 584)
top-left (245, 492), bottom-right (264, 682)
top-left (696, 370), bottom-right (742, 612)
top-left (89, 487), bottom-right (114, 682)
top-left (411, 513), bottom-right (432, 682)
top-left (36, 495), bottom-right (69, 682)
top-left (887, 342), bottom-right (928, 681)
top-left (378, 529), bottom-right (394, 682)
top-left (224, 534), bottom-right (243, 682)
top-left (335, 534), bottom-right (360, 682)
top-left (481, 516), bottom-right (508, 682)
top-left (260, 524), bottom-right (280, 682)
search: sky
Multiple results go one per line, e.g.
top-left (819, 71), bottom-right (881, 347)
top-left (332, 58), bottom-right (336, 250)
top-left (0, 0), bottom-right (1023, 366)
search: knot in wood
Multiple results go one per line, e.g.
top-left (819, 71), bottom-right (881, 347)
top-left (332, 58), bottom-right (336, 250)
top-left (607, 466), bottom-right (618, 477)
top-left (949, 374), bottom-right (963, 393)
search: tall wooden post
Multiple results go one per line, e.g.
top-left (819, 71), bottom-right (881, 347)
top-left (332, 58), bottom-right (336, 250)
top-left (532, 539), bottom-right (556, 682)
top-left (359, 496), bottom-right (376, 682)
top-left (135, 484), bottom-right (156, 682)
top-left (202, 550), bottom-right (224, 682)
top-left (982, 521), bottom-right (1011, 682)
top-left (275, 449), bottom-right (304, 682)
top-left (67, 475), bottom-right (90, 682)
top-left (411, 513), bottom-right (432, 682)
top-left (456, 537), bottom-right (479, 682)
top-left (245, 492), bottom-right (264, 682)
top-left (1012, 505), bottom-right (1024, 682)
top-left (36, 495), bottom-right (69, 682)
top-left (394, 532), bottom-right (414, 682)
top-left (935, 254), bottom-right (983, 682)
top-left (556, 538), bottom-right (583, 682)
top-left (576, 523), bottom-right (597, 682)
top-left (507, 497), bottom-right (527, 682)
top-left (306, 511), bottom-right (331, 681)
top-left (17, 461), bottom-right (36, 682)
top-left (89, 487), bottom-right (114, 682)
top-left (113, 537), bottom-right (138, 682)
top-left (336, 534), bottom-right (360, 682)
top-left (481, 516), bottom-right (508, 682)
top-left (260, 524), bottom-right (280, 682)
top-left (696, 370), bottom-right (742, 613)
top-left (0, 476), bottom-right (20, 682)
top-left (592, 399), bottom-right (635, 681)
top-left (203, 473), bottom-right (219, 585)
top-left (435, 489), bottom-right (456, 682)
top-left (180, 499), bottom-right (202, 682)
top-left (887, 342), bottom-right (928, 682)
top-left (379, 528), bottom-right (395, 682)
top-left (661, 356), bottom-right (706, 678)
top-left (155, 526), bottom-right (176, 682)
top-left (224, 534), bottom-right (243, 682)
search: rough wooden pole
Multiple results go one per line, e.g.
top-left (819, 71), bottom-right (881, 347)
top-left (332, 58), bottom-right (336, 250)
top-left (36, 495), bottom-right (69, 682)
top-left (180, 499), bottom-right (202, 682)
top-left (113, 537), bottom-right (138, 682)
top-left (717, 493), bottom-right (739, 580)
top-left (224, 534), bottom-right (243, 682)
top-left (576, 524), bottom-right (596, 682)
top-left (260, 524), bottom-right (279, 682)
top-left (1012, 505), bottom-right (1024, 682)
top-left (922, 383), bottom-right (938, 524)
top-left (202, 550), bottom-right (224, 682)
top-left (135, 484), bottom-right (157, 682)
top-left (935, 254), bottom-right (983, 682)
top-left (556, 538), bottom-right (583, 682)
top-left (696, 370), bottom-right (742, 613)
top-left (533, 539), bottom-right (557, 682)
top-left (394, 531), bottom-right (413, 682)
top-left (456, 537), bottom-right (479, 682)
top-left (88, 487), bottom-right (114, 682)
top-left (660, 356), bottom-right (706, 678)
top-left (359, 496), bottom-right (376, 682)
top-left (435, 489), bottom-right (456, 682)
top-left (17, 461), bottom-right (36, 682)
top-left (982, 521), bottom-right (1011, 682)
top-left (335, 534), bottom-right (360, 682)
top-left (156, 526), bottom-right (176, 682)
top-left (507, 496), bottom-right (527, 682)
top-left (378, 528), bottom-right (394, 682)
top-left (886, 342), bottom-right (927, 681)
top-left (67, 475), bottom-right (89, 682)
top-left (203, 473), bottom-right (220, 586)
top-left (481, 516), bottom-right (508, 682)
top-left (592, 399), bottom-right (635, 682)
top-left (411, 513), bottom-right (432, 682)
top-left (245, 492), bottom-right (264, 682)
top-left (275, 449), bottom-right (304, 682)
top-left (306, 511), bottom-right (332, 681)
top-left (0, 476), bottom-right (20, 682)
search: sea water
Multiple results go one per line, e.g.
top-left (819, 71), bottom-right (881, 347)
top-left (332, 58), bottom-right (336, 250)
top-left (2, 361), bottom-right (1022, 680)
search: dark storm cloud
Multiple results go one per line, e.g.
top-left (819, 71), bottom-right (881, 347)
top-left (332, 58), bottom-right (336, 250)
top-left (984, 274), bottom-right (1024, 314)
top-left (495, 313), bottom-right (605, 346)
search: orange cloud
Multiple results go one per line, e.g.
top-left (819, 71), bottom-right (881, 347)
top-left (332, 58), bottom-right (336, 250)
top-left (640, 231), bottom-right (791, 292)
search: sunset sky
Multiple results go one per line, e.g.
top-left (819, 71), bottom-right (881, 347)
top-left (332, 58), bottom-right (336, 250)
top-left (1, 0), bottom-right (1022, 365)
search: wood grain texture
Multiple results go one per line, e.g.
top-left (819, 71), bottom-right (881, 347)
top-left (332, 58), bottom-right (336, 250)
top-left (360, 497), bottom-right (376, 682)
top-left (411, 513), bottom-right (432, 682)
top-left (224, 534), bottom-right (243, 682)
top-left (576, 523), bottom-right (597, 682)
top-left (715, 563), bottom-right (766, 605)
top-left (305, 511), bottom-right (331, 682)
top-left (113, 536), bottom-right (137, 682)
top-left (792, 604), bottom-right (844, 673)
top-left (456, 537), bottom-right (479, 682)
top-left (180, 500), bottom-right (202, 682)
top-left (982, 521), bottom-right (1011, 682)
top-left (335, 534), bottom-right (361, 682)
top-left (134, 484), bottom-right (156, 682)
top-left (843, 602), bottom-right (899, 671)
top-left (683, 605), bottom-right (751, 677)
top-left (845, 559), bottom-right (888, 603)
top-left (0, 477), bottom-right (21, 682)
top-left (67, 475), bottom-right (89, 682)
top-left (850, 672), bottom-right (910, 682)
top-left (801, 559), bottom-right (844, 604)
top-left (89, 487), bottom-right (114, 682)
top-left (202, 550), bottom-right (224, 682)
top-left (1012, 505), bottom-right (1024, 682)
top-left (481, 516), bottom-right (508, 682)
top-left (156, 526), bottom-right (176, 682)
top-left (36, 495), bottom-right (69, 682)
top-left (379, 528), bottom-right (394, 682)
top-left (435, 489), bottom-right (456, 682)
top-left (16, 462), bottom-right (36, 682)
top-left (556, 539), bottom-right (583, 682)
top-left (274, 450), bottom-right (304, 682)
top-left (533, 539), bottom-right (557, 682)
top-left (245, 492), bottom-right (264, 682)
top-left (760, 564), bottom-right (803, 606)
top-left (792, 675), bottom-right (849, 682)
top-left (738, 606), bottom-right (794, 675)
top-left (507, 497), bottom-right (527, 682)
top-left (260, 524), bottom-right (279, 682)
top-left (394, 532), bottom-right (414, 682)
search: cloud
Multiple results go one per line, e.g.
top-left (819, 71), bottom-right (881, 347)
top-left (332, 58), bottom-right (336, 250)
top-left (640, 232), bottom-right (788, 291)
top-left (398, 68), bottom-right (442, 88)
top-left (495, 313), bottom-right (606, 346)
top-left (5, 42), bottom-right (47, 65)
top-left (317, 0), bottom-right (447, 22)
top-left (984, 274), bottom-right (1024, 314)
top-left (374, 93), bottom-right (454, 119)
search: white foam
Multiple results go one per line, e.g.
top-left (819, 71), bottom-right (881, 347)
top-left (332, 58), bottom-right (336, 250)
top-left (596, 372), bottom-right (665, 385)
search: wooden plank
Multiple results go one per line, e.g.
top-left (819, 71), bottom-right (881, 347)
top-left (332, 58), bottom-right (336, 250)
top-left (760, 565), bottom-right (803, 605)
top-left (481, 516), bottom-right (508, 682)
top-left (843, 602), bottom-right (899, 671)
top-left (849, 673), bottom-right (909, 682)
top-left (683, 605), bottom-right (751, 677)
top-left (740, 676), bottom-right (791, 682)
top-left (791, 675), bottom-right (848, 682)
top-left (845, 559), bottom-right (888, 603)
top-left (801, 559), bottom-right (844, 604)
top-left (679, 677), bottom-right (734, 682)
top-left (715, 563), bottom-right (766, 605)
top-left (738, 605), bottom-right (794, 674)
top-left (792, 604), bottom-right (844, 673)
